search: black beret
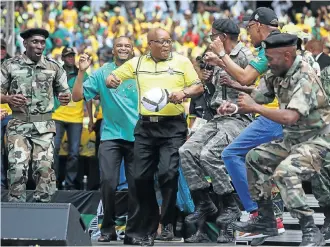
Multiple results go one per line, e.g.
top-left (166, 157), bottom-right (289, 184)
top-left (20, 28), bottom-right (49, 40)
top-left (212, 19), bottom-right (240, 35)
top-left (244, 7), bottom-right (278, 27)
top-left (261, 33), bottom-right (298, 49)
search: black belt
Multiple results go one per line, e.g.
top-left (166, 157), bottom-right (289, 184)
top-left (139, 114), bottom-right (184, 123)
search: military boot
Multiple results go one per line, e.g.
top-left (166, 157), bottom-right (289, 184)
top-left (216, 193), bottom-right (242, 224)
top-left (184, 230), bottom-right (211, 243)
top-left (300, 215), bottom-right (325, 246)
top-left (232, 199), bottom-right (278, 237)
top-left (185, 189), bottom-right (218, 224)
top-left (217, 224), bottom-right (234, 243)
top-left (320, 207), bottom-right (330, 240)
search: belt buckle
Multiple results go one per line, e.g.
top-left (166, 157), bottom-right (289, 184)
top-left (149, 116), bottom-right (159, 123)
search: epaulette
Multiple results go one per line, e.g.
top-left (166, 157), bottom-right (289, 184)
top-left (44, 56), bottom-right (62, 68)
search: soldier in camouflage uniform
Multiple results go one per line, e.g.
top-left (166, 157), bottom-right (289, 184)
top-left (311, 66), bottom-right (330, 240)
top-left (179, 19), bottom-right (253, 243)
top-left (0, 28), bottom-right (71, 202)
top-left (229, 33), bottom-right (329, 246)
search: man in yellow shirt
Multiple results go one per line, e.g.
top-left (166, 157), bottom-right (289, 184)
top-left (106, 28), bottom-right (204, 245)
top-left (52, 47), bottom-right (88, 190)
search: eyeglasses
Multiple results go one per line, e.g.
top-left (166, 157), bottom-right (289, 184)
top-left (150, 39), bottom-right (173, 45)
top-left (209, 32), bottom-right (225, 41)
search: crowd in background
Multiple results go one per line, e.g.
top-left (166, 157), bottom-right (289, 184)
top-left (1, 0), bottom-right (330, 75)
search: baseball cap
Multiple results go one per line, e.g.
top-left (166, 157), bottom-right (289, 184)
top-left (244, 7), bottom-right (279, 27)
top-left (1, 39), bottom-right (6, 49)
top-left (212, 19), bottom-right (240, 35)
top-left (62, 47), bottom-right (76, 56)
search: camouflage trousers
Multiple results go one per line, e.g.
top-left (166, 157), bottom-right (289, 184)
top-left (311, 156), bottom-right (330, 208)
top-left (6, 119), bottom-right (56, 202)
top-left (246, 136), bottom-right (330, 219)
top-left (179, 116), bottom-right (250, 195)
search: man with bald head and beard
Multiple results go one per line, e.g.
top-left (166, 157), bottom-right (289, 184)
top-left (221, 32), bottom-right (330, 246)
top-left (106, 28), bottom-right (204, 245)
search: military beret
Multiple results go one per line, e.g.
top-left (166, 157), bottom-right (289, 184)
top-left (244, 7), bottom-right (279, 27)
top-left (20, 28), bottom-right (49, 40)
top-left (62, 47), bottom-right (76, 56)
top-left (212, 19), bottom-right (240, 35)
top-left (261, 33), bottom-right (298, 49)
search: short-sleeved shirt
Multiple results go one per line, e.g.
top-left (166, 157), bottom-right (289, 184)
top-left (111, 52), bottom-right (201, 116)
top-left (1, 54), bottom-right (70, 116)
top-left (250, 47), bottom-right (279, 110)
top-left (52, 67), bottom-right (89, 123)
top-left (251, 55), bottom-right (330, 142)
top-left (83, 62), bottom-right (138, 142)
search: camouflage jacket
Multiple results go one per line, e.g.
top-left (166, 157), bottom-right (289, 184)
top-left (210, 42), bottom-right (254, 109)
top-left (251, 55), bottom-right (330, 143)
top-left (300, 50), bottom-right (321, 77)
top-left (321, 65), bottom-right (330, 101)
top-left (1, 54), bottom-right (70, 117)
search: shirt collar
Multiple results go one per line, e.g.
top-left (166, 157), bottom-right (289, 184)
top-left (145, 51), bottom-right (173, 61)
top-left (285, 55), bottom-right (302, 77)
top-left (229, 42), bottom-right (244, 57)
top-left (315, 52), bottom-right (323, 61)
top-left (21, 53), bottom-right (47, 69)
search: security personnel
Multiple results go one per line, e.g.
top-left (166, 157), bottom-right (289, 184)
top-left (228, 33), bottom-right (330, 246)
top-left (0, 28), bottom-right (71, 202)
top-left (106, 28), bottom-right (204, 245)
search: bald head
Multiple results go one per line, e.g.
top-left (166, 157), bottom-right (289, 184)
top-left (147, 28), bottom-right (172, 61)
top-left (305, 40), bottom-right (323, 56)
top-left (147, 28), bottom-right (170, 43)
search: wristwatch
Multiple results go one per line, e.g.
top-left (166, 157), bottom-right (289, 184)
top-left (218, 50), bottom-right (226, 58)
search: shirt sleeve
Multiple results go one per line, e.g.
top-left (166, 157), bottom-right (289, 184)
top-left (189, 98), bottom-right (197, 116)
top-left (53, 66), bottom-right (70, 96)
top-left (111, 58), bottom-right (135, 81)
top-left (83, 68), bottom-right (102, 102)
top-left (251, 74), bottom-right (276, 104)
top-left (249, 49), bottom-right (268, 75)
top-left (286, 77), bottom-right (317, 117)
top-left (183, 58), bottom-right (201, 87)
top-left (0, 61), bottom-right (10, 95)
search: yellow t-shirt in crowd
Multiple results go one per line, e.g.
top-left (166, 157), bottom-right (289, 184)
top-left (0, 104), bottom-right (12, 115)
top-left (62, 9), bottom-right (78, 30)
top-left (52, 100), bottom-right (85, 123)
top-left (112, 52), bottom-right (200, 116)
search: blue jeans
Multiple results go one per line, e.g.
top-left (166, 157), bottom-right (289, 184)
top-left (222, 116), bottom-right (283, 212)
top-left (1, 115), bottom-right (12, 188)
top-left (54, 120), bottom-right (83, 189)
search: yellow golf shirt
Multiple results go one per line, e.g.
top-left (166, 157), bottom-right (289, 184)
top-left (112, 52), bottom-right (201, 116)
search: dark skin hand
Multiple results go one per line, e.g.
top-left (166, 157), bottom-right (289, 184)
top-left (7, 94), bottom-right (28, 107)
top-left (58, 93), bottom-right (71, 105)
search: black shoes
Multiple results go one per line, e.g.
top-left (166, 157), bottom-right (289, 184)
top-left (300, 215), bottom-right (325, 246)
top-left (155, 224), bottom-right (174, 241)
top-left (184, 230), bottom-right (211, 243)
top-left (232, 199), bottom-right (278, 237)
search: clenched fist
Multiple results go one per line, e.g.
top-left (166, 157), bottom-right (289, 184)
top-left (78, 53), bottom-right (92, 72)
top-left (106, 73), bottom-right (122, 88)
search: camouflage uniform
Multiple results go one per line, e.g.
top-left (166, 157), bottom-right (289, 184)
top-left (179, 42), bottom-right (253, 195)
top-left (310, 66), bottom-right (330, 208)
top-left (247, 56), bottom-right (330, 218)
top-left (1, 54), bottom-right (70, 202)
top-left (300, 50), bottom-right (321, 77)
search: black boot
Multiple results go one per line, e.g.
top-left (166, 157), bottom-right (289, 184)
top-left (155, 224), bottom-right (174, 241)
top-left (232, 199), bottom-right (278, 237)
top-left (184, 230), bottom-right (211, 243)
top-left (300, 215), bottom-right (325, 246)
top-left (216, 193), bottom-right (242, 224)
top-left (321, 207), bottom-right (330, 240)
top-left (185, 189), bottom-right (218, 224)
top-left (217, 224), bottom-right (234, 243)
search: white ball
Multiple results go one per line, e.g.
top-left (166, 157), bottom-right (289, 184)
top-left (141, 88), bottom-right (169, 112)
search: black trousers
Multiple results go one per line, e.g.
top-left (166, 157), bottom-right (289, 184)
top-left (98, 139), bottom-right (138, 237)
top-left (133, 117), bottom-right (187, 237)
